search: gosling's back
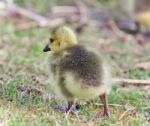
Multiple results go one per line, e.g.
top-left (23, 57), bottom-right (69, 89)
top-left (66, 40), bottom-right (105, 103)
top-left (59, 45), bottom-right (103, 87)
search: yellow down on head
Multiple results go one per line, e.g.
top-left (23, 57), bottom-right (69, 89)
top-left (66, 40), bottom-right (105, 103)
top-left (49, 26), bottom-right (78, 53)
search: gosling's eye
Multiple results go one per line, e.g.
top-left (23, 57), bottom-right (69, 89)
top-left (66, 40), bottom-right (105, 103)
top-left (49, 38), bottom-right (54, 43)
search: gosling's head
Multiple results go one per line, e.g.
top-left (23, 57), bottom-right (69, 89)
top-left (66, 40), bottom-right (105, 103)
top-left (43, 26), bottom-right (77, 53)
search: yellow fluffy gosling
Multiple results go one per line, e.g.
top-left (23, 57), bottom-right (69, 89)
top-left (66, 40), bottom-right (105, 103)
top-left (43, 26), bottom-right (111, 117)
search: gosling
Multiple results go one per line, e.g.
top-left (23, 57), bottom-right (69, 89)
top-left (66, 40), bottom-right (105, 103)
top-left (43, 26), bottom-right (111, 117)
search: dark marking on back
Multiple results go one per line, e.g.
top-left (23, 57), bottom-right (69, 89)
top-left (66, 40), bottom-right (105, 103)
top-left (59, 45), bottom-right (102, 86)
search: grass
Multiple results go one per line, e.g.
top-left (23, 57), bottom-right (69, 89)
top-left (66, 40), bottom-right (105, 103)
top-left (0, 1), bottom-right (150, 126)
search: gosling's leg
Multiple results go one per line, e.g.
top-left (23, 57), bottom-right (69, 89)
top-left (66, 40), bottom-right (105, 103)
top-left (66, 101), bottom-right (80, 114)
top-left (100, 94), bottom-right (110, 117)
top-left (66, 101), bottom-right (73, 112)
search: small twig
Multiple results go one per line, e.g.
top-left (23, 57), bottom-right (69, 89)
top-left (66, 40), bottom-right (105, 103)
top-left (30, 85), bottom-right (48, 94)
top-left (7, 4), bottom-right (65, 28)
top-left (112, 78), bottom-right (150, 86)
top-left (52, 6), bottom-right (78, 16)
top-left (118, 108), bottom-right (134, 120)
top-left (51, 5), bottom-right (111, 24)
top-left (109, 104), bottom-right (124, 108)
top-left (75, 0), bottom-right (88, 24)
top-left (94, 103), bottom-right (124, 108)
top-left (8, 4), bottom-right (49, 26)
top-left (107, 20), bottom-right (133, 41)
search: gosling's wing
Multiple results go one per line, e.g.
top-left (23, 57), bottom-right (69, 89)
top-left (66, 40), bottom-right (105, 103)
top-left (59, 45), bottom-right (103, 87)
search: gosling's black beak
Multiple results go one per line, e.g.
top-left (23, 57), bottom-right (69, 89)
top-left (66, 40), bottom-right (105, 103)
top-left (43, 45), bottom-right (51, 52)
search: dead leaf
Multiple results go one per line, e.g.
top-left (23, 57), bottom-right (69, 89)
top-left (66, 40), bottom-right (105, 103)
top-left (17, 86), bottom-right (41, 98)
top-left (134, 61), bottom-right (150, 71)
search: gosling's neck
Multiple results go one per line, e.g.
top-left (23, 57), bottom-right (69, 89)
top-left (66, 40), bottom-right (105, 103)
top-left (52, 43), bottom-right (78, 55)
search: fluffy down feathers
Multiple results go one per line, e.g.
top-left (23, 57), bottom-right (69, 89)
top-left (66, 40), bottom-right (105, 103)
top-left (48, 45), bottom-right (111, 100)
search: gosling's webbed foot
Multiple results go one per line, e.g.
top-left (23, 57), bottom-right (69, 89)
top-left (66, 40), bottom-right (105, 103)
top-left (94, 112), bottom-right (110, 119)
top-left (54, 105), bottom-right (67, 112)
top-left (103, 111), bottom-right (110, 118)
top-left (54, 105), bottom-right (80, 114)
